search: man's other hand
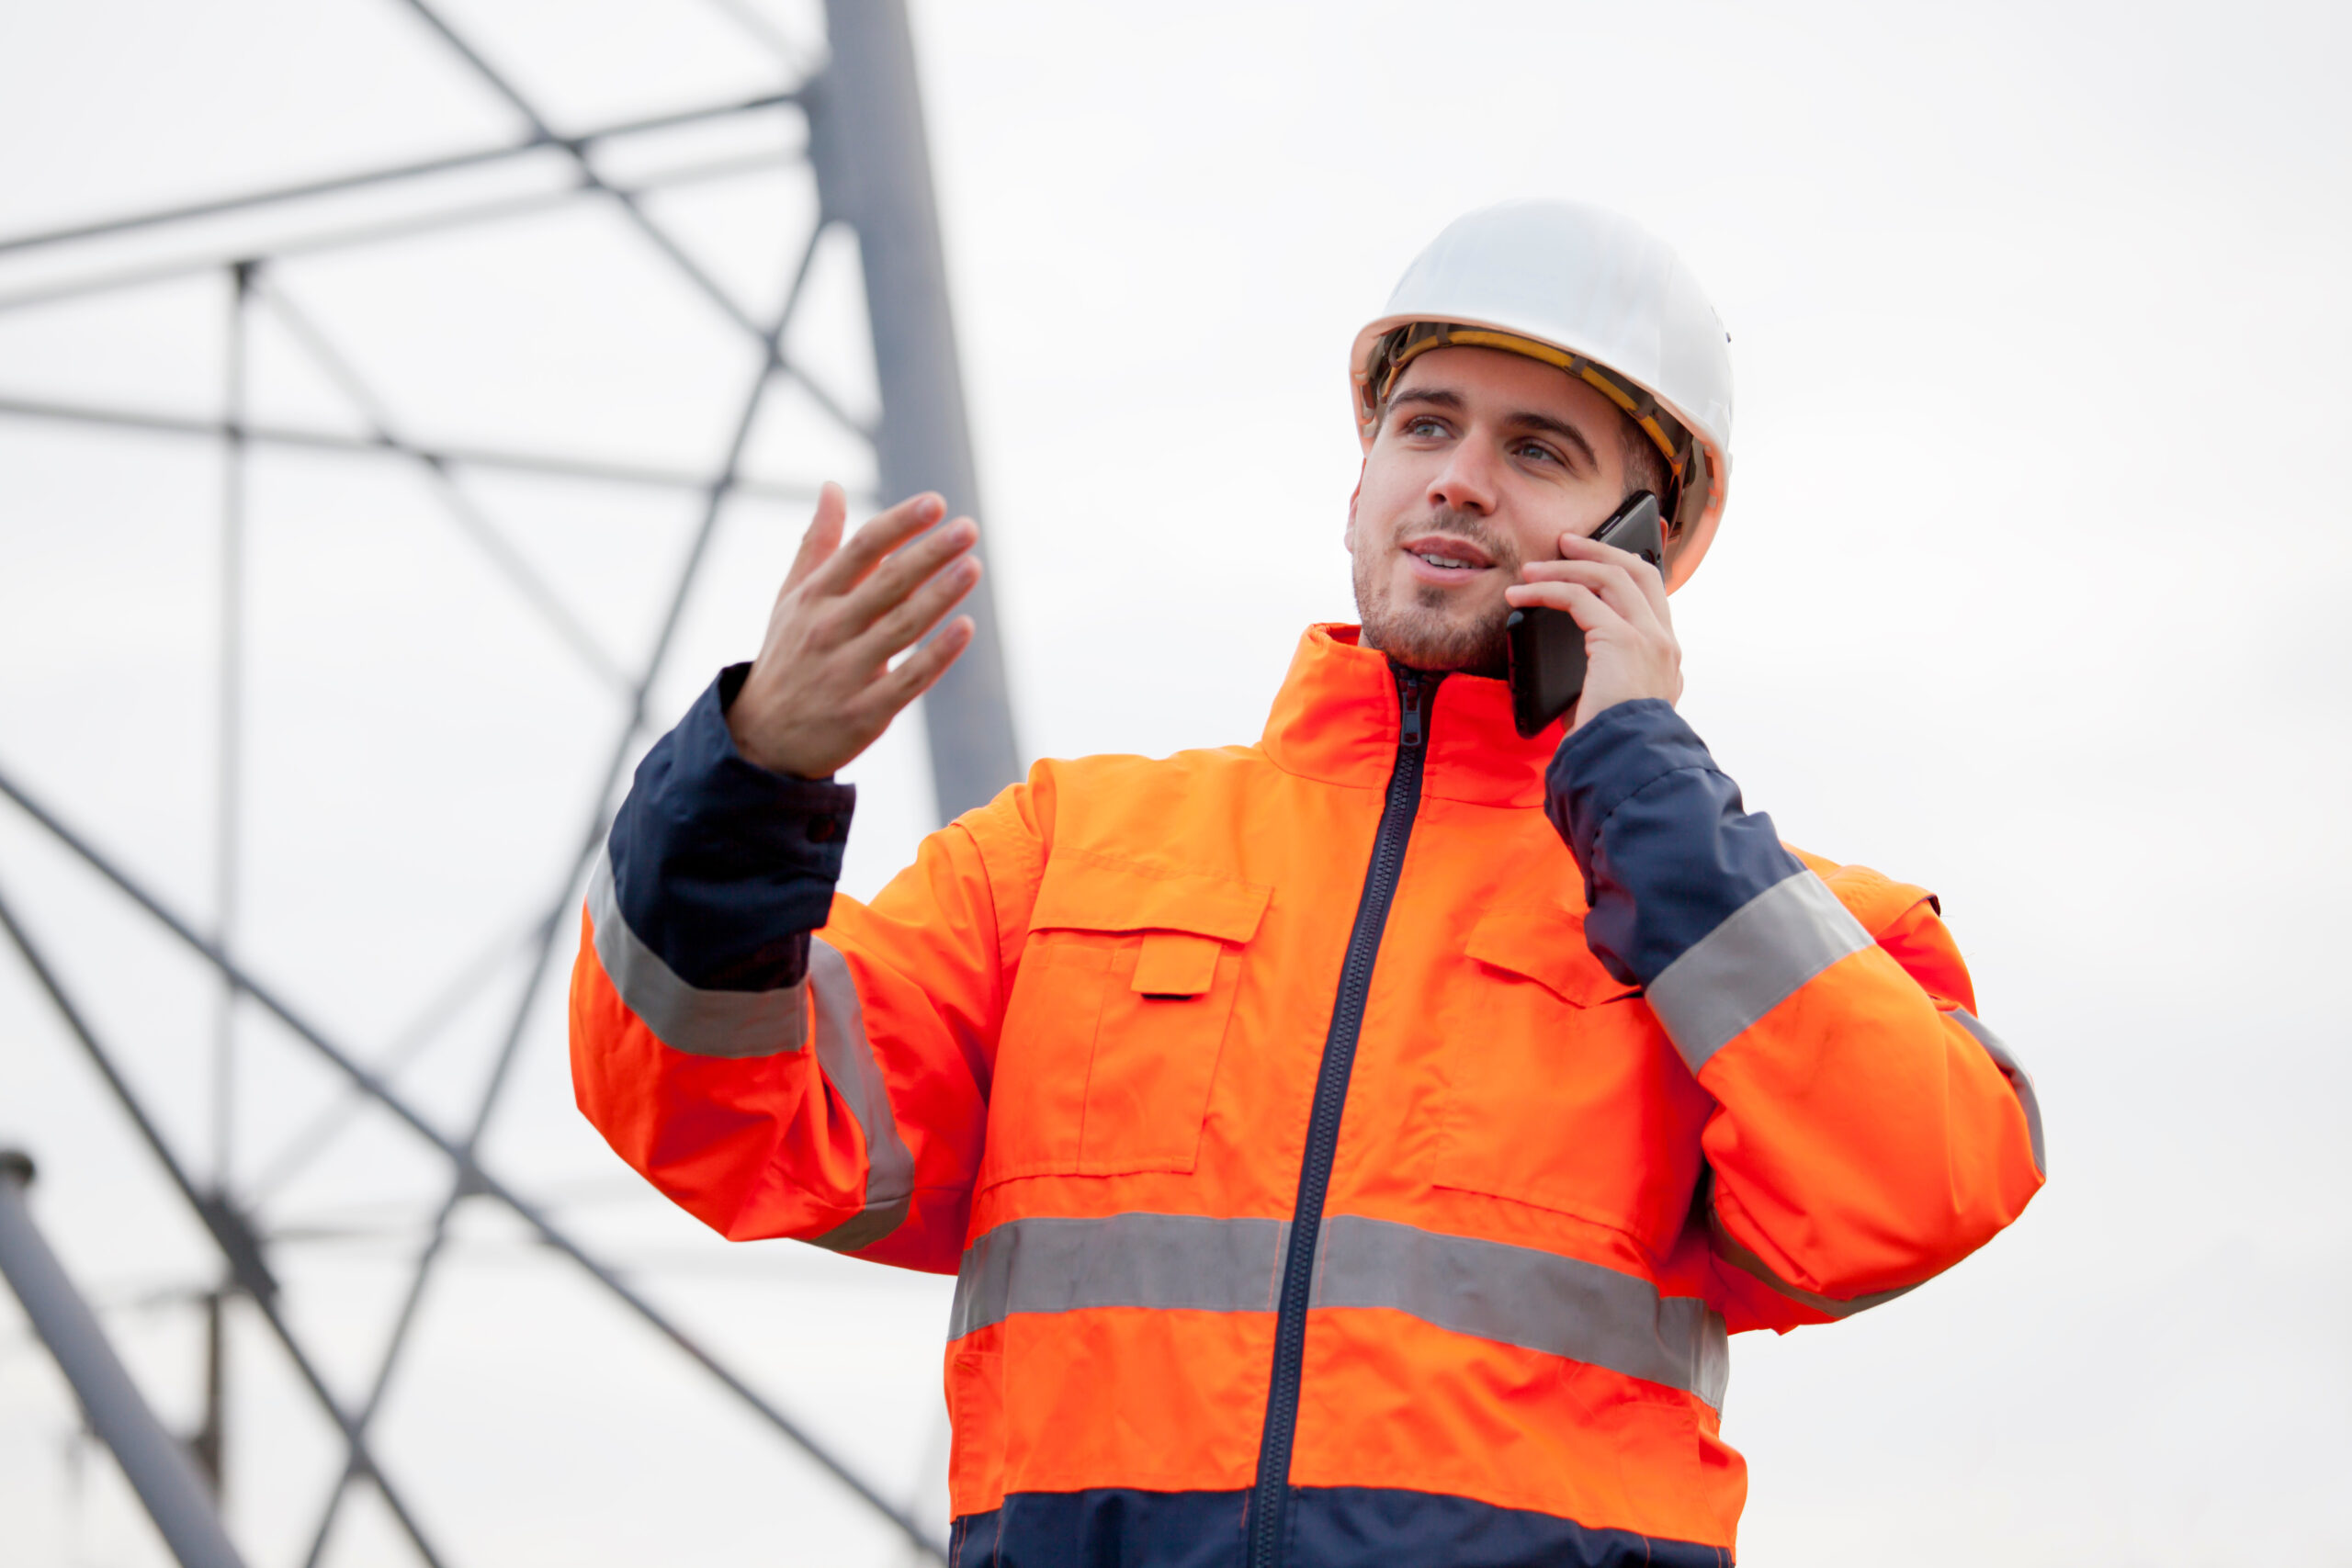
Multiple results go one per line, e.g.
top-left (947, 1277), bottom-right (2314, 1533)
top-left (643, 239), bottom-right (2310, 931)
top-left (726, 482), bottom-right (981, 779)
top-left (1503, 529), bottom-right (1683, 733)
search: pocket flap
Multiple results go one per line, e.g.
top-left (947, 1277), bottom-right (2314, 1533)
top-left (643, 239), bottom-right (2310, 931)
top-left (1464, 905), bottom-right (1640, 1008)
top-left (1031, 852), bottom-right (1272, 945)
top-left (1131, 931), bottom-right (1222, 997)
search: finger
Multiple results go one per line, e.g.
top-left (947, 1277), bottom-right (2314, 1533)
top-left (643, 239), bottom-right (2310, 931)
top-left (854, 552), bottom-right (981, 663)
top-left (1516, 558), bottom-right (1659, 635)
top-left (780, 481), bottom-right (848, 597)
top-left (1557, 530), bottom-right (1671, 625)
top-left (1505, 578), bottom-right (1624, 634)
top-left (836, 516), bottom-right (979, 635)
top-left (805, 491), bottom-right (947, 597)
top-left (876, 615), bottom-right (975, 709)
top-left (1550, 556), bottom-right (1665, 636)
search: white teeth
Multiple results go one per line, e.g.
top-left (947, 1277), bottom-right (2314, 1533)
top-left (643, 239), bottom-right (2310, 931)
top-left (1416, 552), bottom-right (1476, 570)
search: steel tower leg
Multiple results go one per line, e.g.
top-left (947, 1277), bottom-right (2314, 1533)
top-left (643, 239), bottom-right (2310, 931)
top-left (0, 1152), bottom-right (249, 1568)
top-left (813, 0), bottom-right (1022, 822)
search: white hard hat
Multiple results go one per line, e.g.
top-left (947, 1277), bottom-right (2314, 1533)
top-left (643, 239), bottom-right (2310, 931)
top-left (1351, 200), bottom-right (1736, 590)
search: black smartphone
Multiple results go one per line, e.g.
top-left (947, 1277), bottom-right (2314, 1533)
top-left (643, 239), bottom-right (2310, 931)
top-left (1506, 491), bottom-right (1665, 739)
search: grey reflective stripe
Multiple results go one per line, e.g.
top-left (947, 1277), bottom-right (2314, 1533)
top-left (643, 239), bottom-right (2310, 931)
top-left (1952, 1009), bottom-right (2046, 1174)
top-left (1315, 1215), bottom-right (1727, 1406)
top-left (948, 1212), bottom-right (1724, 1407)
top-left (948, 1213), bottom-right (1287, 1338)
top-left (585, 846), bottom-right (808, 1059)
top-left (585, 859), bottom-right (911, 1250)
top-left (1645, 870), bottom-right (1874, 1073)
top-left (804, 937), bottom-right (916, 1252)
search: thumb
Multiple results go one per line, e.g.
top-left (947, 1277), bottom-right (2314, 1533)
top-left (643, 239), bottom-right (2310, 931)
top-left (780, 481), bottom-right (848, 597)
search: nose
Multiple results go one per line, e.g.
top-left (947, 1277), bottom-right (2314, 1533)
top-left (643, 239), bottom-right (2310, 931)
top-left (1426, 437), bottom-right (1499, 516)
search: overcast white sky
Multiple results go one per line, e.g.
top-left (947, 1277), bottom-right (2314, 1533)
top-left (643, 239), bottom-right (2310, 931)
top-left (0, 2), bottom-right (2346, 1564)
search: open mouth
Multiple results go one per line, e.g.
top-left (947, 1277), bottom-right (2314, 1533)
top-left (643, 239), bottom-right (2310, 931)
top-left (1400, 534), bottom-right (1495, 577)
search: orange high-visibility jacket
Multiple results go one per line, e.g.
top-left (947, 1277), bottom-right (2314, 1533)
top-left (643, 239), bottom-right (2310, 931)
top-left (571, 624), bottom-right (2044, 1568)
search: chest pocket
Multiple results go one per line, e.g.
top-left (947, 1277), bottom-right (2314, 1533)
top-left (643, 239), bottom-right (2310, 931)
top-left (1434, 905), bottom-right (1703, 1244)
top-left (982, 853), bottom-right (1271, 1185)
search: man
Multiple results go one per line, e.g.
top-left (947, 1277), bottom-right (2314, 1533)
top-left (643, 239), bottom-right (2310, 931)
top-left (571, 200), bottom-right (2045, 1567)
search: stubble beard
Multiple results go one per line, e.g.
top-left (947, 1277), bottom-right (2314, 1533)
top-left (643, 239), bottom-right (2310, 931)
top-left (1351, 509), bottom-right (1519, 678)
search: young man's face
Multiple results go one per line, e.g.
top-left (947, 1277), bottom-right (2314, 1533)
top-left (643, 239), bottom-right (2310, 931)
top-left (1346, 344), bottom-right (1637, 675)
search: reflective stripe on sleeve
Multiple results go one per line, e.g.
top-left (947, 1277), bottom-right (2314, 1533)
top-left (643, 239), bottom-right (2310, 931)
top-left (1951, 1009), bottom-right (2046, 1175)
top-left (1643, 869), bottom-right (1874, 1074)
top-left (802, 937), bottom-right (916, 1253)
top-left (586, 845), bottom-right (809, 1058)
top-left (948, 1212), bottom-right (1726, 1407)
top-left (587, 856), bottom-right (911, 1249)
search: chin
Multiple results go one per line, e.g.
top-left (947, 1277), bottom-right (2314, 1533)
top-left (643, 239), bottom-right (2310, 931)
top-left (1360, 593), bottom-right (1510, 679)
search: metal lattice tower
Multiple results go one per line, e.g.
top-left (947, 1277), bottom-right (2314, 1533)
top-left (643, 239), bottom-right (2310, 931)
top-left (0, 3), bottom-right (1014, 1562)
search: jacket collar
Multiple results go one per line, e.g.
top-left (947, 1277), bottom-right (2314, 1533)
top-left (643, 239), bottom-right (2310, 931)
top-left (1258, 624), bottom-right (1560, 808)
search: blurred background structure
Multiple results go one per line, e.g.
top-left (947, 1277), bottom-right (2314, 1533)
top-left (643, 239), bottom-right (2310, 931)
top-left (0, 3), bottom-right (998, 1555)
top-left (0, 2), bottom-right (1003, 1562)
top-left (3, 2), bottom-right (2349, 1565)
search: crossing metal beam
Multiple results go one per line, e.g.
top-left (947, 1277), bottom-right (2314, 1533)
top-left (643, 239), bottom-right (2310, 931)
top-left (0, 3), bottom-right (1005, 1558)
top-left (0, 1152), bottom-right (250, 1568)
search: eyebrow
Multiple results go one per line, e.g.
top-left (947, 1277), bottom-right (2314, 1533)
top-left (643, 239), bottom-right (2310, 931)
top-left (1387, 387), bottom-right (1600, 470)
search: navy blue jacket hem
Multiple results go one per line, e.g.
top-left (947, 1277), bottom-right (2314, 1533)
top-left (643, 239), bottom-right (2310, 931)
top-left (950, 1484), bottom-right (1730, 1568)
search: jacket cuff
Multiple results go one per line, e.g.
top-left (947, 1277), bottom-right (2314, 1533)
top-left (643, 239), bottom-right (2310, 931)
top-left (601, 663), bottom-right (855, 992)
top-left (1544, 700), bottom-right (1805, 988)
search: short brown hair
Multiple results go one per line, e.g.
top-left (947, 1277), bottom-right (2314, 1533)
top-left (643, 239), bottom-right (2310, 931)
top-left (1617, 416), bottom-right (1670, 513)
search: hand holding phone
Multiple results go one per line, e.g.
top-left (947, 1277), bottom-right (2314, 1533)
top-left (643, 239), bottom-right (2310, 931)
top-left (1505, 491), bottom-right (1665, 739)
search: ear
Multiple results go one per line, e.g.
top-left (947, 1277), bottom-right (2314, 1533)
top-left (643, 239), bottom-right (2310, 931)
top-left (1342, 462), bottom-right (1365, 552)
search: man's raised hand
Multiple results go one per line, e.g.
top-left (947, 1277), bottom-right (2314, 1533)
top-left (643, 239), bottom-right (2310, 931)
top-left (1503, 527), bottom-right (1683, 733)
top-left (725, 482), bottom-right (981, 779)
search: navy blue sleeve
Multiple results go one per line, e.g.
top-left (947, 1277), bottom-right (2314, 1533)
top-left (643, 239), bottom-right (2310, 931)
top-left (1544, 699), bottom-right (1807, 988)
top-left (605, 663), bottom-right (855, 993)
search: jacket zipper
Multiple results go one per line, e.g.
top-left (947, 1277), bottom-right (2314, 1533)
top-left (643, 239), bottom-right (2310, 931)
top-left (1245, 663), bottom-right (1435, 1568)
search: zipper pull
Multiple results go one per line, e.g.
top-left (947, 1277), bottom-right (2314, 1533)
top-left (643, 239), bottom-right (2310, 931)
top-left (1397, 671), bottom-right (1425, 749)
